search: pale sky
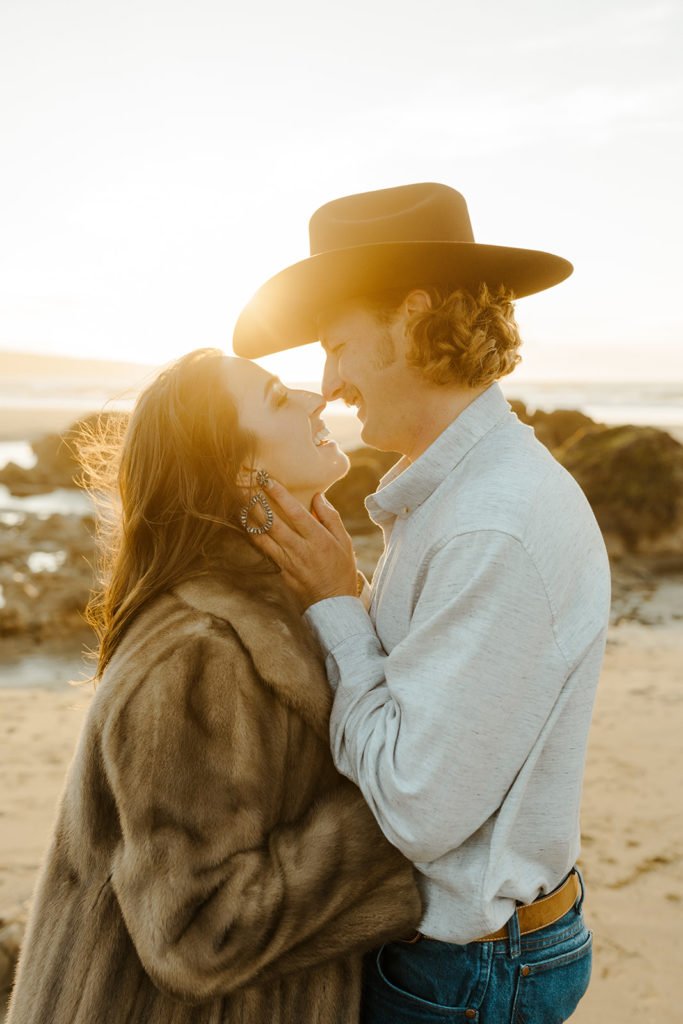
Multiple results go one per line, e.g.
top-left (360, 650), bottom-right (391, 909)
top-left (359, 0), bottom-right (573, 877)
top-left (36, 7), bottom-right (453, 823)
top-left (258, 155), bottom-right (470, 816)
top-left (1, 0), bottom-right (681, 382)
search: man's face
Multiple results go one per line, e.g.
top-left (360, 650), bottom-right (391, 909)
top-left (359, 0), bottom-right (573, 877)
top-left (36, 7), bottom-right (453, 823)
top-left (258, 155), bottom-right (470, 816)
top-left (319, 299), bottom-right (416, 453)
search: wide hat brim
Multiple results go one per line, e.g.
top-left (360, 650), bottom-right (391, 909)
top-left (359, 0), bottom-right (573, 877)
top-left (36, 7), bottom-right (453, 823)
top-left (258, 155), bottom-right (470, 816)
top-left (232, 240), bottom-right (572, 358)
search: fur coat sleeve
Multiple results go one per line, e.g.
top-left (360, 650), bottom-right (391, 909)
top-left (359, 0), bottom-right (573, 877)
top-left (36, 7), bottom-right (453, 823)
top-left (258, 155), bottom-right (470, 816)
top-left (97, 577), bottom-right (420, 1005)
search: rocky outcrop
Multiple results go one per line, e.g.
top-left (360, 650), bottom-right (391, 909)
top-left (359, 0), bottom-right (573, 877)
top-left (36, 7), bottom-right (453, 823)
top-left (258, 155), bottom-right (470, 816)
top-left (0, 412), bottom-right (127, 496)
top-left (509, 402), bottom-right (683, 558)
top-left (326, 404), bottom-right (608, 533)
top-left (326, 448), bottom-right (398, 532)
top-left (325, 409), bottom-right (683, 563)
top-left (558, 425), bottom-right (683, 557)
top-left (0, 513), bottom-right (96, 639)
top-left (508, 400), bottom-right (605, 451)
top-left (0, 440), bottom-right (76, 497)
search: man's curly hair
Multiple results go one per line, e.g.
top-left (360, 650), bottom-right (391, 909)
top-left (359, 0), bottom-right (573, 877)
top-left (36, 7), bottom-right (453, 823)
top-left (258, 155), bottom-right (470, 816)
top-left (365, 284), bottom-right (523, 389)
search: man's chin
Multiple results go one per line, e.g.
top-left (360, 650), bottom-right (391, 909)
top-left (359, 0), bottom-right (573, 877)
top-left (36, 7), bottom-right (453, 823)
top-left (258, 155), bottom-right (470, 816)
top-left (359, 420), bottom-right (374, 447)
top-left (358, 410), bottom-right (393, 452)
top-left (359, 421), bottom-right (398, 455)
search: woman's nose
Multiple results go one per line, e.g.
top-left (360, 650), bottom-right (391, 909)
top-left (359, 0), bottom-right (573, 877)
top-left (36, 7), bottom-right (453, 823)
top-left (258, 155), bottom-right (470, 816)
top-left (299, 389), bottom-right (326, 416)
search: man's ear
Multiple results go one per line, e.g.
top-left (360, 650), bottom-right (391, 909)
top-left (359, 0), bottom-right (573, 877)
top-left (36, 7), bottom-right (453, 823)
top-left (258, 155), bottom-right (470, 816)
top-left (402, 289), bottom-right (433, 317)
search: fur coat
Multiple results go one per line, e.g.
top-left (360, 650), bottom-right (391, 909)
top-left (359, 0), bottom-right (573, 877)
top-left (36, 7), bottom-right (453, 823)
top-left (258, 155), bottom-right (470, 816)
top-left (7, 559), bottom-right (420, 1024)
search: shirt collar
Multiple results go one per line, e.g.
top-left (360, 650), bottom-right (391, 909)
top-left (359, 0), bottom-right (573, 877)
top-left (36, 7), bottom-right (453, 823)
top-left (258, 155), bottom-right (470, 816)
top-left (365, 383), bottom-right (511, 524)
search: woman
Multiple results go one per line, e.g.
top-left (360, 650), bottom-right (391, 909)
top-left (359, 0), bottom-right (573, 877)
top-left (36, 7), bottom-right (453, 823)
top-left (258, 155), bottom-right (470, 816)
top-left (7, 348), bottom-right (421, 1024)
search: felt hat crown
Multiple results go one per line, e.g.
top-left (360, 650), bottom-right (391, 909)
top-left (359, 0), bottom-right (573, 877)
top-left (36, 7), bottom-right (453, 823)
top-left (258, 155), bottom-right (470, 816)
top-left (232, 182), bottom-right (572, 358)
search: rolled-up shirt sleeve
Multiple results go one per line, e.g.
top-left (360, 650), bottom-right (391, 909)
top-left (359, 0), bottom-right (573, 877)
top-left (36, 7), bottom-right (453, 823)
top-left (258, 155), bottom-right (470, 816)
top-left (304, 529), bottom-right (571, 864)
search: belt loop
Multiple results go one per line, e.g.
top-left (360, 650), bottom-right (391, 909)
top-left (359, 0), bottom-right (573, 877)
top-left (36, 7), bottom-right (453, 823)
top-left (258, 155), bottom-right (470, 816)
top-left (573, 867), bottom-right (586, 913)
top-left (508, 905), bottom-right (521, 959)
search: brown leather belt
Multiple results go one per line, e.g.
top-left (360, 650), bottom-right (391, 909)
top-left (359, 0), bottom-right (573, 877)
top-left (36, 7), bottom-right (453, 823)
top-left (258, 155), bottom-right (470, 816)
top-left (405, 871), bottom-right (581, 945)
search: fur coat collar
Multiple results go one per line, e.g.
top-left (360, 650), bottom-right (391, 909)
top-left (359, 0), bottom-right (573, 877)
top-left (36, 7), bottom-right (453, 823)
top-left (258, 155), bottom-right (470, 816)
top-left (174, 568), bottom-right (332, 741)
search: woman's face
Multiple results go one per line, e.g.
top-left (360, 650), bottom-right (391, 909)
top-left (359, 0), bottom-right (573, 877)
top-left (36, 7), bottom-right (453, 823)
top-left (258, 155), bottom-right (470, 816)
top-left (223, 358), bottom-right (350, 502)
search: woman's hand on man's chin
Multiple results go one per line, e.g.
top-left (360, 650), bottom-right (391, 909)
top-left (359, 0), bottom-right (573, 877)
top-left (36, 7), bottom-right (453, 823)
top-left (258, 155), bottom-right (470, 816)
top-left (248, 479), bottom-right (359, 611)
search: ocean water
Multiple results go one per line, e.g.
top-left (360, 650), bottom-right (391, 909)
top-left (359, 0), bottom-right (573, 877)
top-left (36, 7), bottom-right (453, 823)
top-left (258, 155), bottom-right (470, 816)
top-left (498, 380), bottom-right (683, 434)
top-left (0, 483), bottom-right (92, 518)
top-left (0, 440), bottom-right (37, 469)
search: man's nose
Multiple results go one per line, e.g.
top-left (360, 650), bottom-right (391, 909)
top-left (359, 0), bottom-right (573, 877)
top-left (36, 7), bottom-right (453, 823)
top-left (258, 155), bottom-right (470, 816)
top-left (321, 355), bottom-right (344, 402)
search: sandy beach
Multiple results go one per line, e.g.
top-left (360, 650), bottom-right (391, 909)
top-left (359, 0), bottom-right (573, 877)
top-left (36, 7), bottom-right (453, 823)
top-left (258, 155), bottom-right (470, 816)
top-left (1, 572), bottom-right (681, 1022)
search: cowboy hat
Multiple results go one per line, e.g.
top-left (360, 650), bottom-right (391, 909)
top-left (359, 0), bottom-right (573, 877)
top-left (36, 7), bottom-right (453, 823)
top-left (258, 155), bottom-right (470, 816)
top-left (232, 182), bottom-right (572, 358)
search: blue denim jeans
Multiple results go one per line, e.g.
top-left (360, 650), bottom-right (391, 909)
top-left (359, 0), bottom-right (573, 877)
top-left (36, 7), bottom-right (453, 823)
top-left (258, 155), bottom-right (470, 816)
top-left (360, 869), bottom-right (592, 1023)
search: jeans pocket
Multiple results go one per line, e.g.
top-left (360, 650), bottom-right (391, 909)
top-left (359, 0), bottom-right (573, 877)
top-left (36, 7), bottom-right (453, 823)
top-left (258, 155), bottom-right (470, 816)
top-left (363, 943), bottom-right (487, 1022)
top-left (511, 931), bottom-right (593, 1024)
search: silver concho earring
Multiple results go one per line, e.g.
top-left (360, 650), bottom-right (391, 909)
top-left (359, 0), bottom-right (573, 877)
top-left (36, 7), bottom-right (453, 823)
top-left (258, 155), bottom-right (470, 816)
top-left (240, 469), bottom-right (273, 535)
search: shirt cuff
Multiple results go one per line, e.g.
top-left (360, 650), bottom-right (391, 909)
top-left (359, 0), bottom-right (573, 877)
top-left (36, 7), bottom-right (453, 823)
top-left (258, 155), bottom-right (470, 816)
top-left (304, 596), bottom-right (377, 657)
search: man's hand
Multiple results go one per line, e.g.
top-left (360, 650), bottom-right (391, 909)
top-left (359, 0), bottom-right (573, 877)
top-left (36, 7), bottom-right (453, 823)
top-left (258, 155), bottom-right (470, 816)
top-left (250, 479), bottom-right (359, 611)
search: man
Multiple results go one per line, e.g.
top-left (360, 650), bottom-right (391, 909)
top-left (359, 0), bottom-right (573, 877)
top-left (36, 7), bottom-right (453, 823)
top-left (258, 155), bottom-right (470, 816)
top-left (233, 183), bottom-right (611, 1022)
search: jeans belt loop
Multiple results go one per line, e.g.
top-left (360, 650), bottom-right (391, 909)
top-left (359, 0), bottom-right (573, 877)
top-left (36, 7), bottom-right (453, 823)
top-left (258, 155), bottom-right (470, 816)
top-left (573, 865), bottom-right (586, 913)
top-left (508, 904), bottom-right (522, 959)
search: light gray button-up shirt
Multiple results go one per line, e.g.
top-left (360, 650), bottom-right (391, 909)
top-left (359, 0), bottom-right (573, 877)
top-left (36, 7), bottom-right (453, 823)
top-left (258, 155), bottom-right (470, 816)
top-left (305, 382), bottom-right (611, 944)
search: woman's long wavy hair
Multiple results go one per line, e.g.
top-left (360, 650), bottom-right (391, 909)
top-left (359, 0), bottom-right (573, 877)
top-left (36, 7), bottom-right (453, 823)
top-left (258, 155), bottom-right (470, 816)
top-left (79, 348), bottom-right (260, 680)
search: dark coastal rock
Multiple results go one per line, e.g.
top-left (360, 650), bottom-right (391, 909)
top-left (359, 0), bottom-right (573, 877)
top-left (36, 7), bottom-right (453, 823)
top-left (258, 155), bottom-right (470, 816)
top-left (30, 430), bottom-right (80, 485)
top-left (327, 401), bottom-right (604, 528)
top-left (0, 437), bottom-right (76, 496)
top-left (0, 412), bottom-right (127, 496)
top-left (559, 425), bottom-right (683, 556)
top-left (509, 400), bottom-right (605, 451)
top-left (0, 461), bottom-right (32, 492)
top-left (327, 447), bottom-right (398, 532)
top-left (505, 403), bottom-right (683, 558)
top-left (0, 513), bottom-right (96, 639)
top-left (327, 420), bottom-right (683, 562)
top-left (317, 447), bottom-right (399, 576)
